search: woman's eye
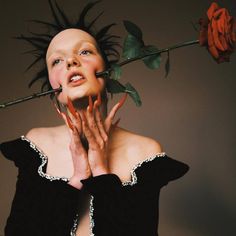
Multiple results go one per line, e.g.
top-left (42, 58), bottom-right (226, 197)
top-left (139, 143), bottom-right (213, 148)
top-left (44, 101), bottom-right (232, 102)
top-left (79, 50), bottom-right (92, 56)
top-left (52, 59), bottom-right (61, 66)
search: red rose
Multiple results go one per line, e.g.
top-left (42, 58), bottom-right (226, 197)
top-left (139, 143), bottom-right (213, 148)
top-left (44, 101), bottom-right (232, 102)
top-left (199, 2), bottom-right (236, 63)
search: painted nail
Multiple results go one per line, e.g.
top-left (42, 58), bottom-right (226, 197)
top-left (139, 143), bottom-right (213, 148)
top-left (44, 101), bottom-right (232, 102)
top-left (113, 118), bottom-right (121, 127)
top-left (62, 112), bottom-right (74, 131)
top-left (67, 96), bottom-right (77, 118)
top-left (118, 93), bottom-right (127, 108)
top-left (97, 93), bottom-right (102, 106)
top-left (94, 93), bottom-right (102, 109)
top-left (88, 96), bottom-right (93, 112)
top-left (53, 103), bottom-right (62, 117)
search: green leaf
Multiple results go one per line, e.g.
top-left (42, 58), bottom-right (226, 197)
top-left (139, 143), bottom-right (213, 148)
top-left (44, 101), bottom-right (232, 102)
top-left (123, 20), bottom-right (143, 41)
top-left (110, 64), bottom-right (122, 80)
top-left (165, 50), bottom-right (170, 78)
top-left (142, 45), bottom-right (161, 69)
top-left (125, 83), bottom-right (142, 106)
top-left (106, 79), bottom-right (126, 94)
top-left (122, 34), bottom-right (143, 59)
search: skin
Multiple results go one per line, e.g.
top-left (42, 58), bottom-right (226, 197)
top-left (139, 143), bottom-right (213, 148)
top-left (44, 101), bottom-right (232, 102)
top-left (26, 28), bottom-right (163, 235)
top-left (46, 28), bottom-right (126, 188)
top-left (46, 28), bottom-right (106, 107)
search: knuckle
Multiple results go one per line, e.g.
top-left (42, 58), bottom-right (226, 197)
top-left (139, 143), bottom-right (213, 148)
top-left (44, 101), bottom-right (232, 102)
top-left (99, 140), bottom-right (104, 149)
top-left (103, 135), bottom-right (108, 143)
top-left (91, 123), bottom-right (97, 129)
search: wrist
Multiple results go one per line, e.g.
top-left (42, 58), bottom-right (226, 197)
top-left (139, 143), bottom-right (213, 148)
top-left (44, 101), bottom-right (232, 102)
top-left (69, 175), bottom-right (90, 190)
top-left (91, 167), bottom-right (109, 177)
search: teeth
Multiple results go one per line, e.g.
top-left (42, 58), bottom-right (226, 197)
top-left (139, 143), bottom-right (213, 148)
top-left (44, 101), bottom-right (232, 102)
top-left (70, 75), bottom-right (83, 82)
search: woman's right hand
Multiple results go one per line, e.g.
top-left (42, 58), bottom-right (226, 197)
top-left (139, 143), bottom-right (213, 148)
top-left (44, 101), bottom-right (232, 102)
top-left (60, 99), bottom-right (92, 190)
top-left (58, 93), bottom-right (126, 190)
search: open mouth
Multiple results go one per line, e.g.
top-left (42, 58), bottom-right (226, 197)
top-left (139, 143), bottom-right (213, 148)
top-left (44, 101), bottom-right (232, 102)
top-left (68, 72), bottom-right (86, 85)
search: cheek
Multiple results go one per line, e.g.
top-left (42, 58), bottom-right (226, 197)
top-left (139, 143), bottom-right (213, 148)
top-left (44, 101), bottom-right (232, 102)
top-left (48, 69), bottom-right (62, 89)
top-left (97, 78), bottom-right (105, 90)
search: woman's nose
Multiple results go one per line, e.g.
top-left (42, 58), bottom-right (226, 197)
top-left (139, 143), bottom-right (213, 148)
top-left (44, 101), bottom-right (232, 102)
top-left (67, 57), bottom-right (80, 70)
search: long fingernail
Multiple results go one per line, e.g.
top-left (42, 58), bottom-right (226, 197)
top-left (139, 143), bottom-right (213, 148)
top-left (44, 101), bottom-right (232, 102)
top-left (53, 103), bottom-right (62, 117)
top-left (88, 96), bottom-right (93, 112)
top-left (94, 93), bottom-right (101, 109)
top-left (62, 112), bottom-right (74, 131)
top-left (67, 96), bottom-right (77, 118)
top-left (113, 118), bottom-right (121, 127)
top-left (118, 93), bottom-right (127, 108)
top-left (97, 93), bottom-right (102, 106)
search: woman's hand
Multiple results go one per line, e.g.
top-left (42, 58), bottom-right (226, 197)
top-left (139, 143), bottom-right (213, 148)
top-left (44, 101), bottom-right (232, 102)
top-left (58, 93), bottom-right (127, 189)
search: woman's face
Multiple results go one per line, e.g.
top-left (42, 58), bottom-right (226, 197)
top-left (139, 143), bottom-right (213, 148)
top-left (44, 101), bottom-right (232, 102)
top-left (46, 28), bottom-right (105, 104)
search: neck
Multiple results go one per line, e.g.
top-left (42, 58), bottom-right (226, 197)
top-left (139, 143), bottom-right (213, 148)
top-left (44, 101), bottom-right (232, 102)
top-left (67, 95), bottom-right (108, 120)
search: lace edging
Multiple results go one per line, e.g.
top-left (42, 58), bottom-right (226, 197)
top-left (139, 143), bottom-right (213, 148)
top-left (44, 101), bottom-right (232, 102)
top-left (70, 214), bottom-right (79, 236)
top-left (89, 195), bottom-right (95, 236)
top-left (21, 135), bottom-right (69, 182)
top-left (122, 152), bottom-right (166, 186)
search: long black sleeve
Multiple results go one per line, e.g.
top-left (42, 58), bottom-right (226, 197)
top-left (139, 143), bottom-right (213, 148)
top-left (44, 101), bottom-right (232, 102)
top-left (81, 155), bottom-right (189, 236)
top-left (1, 137), bottom-right (88, 236)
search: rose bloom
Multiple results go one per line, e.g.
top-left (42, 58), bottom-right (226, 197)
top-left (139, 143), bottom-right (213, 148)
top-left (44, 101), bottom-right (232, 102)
top-left (199, 2), bottom-right (236, 63)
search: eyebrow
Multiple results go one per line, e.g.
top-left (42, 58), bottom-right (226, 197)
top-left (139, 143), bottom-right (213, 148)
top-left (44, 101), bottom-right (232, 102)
top-left (47, 41), bottom-right (99, 60)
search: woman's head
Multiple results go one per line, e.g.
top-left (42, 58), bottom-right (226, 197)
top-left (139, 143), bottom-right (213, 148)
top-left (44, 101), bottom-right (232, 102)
top-left (18, 0), bottom-right (120, 103)
top-left (47, 28), bottom-right (106, 104)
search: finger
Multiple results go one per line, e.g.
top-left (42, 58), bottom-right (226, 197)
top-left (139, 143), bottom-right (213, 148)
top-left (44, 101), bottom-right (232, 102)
top-left (69, 126), bottom-right (86, 155)
top-left (94, 93), bottom-right (102, 109)
top-left (113, 118), bottom-right (121, 127)
top-left (81, 111), bottom-right (100, 150)
top-left (69, 110), bottom-right (82, 134)
top-left (117, 93), bottom-right (127, 109)
top-left (53, 102), bottom-right (61, 117)
top-left (85, 106), bottom-right (105, 148)
top-left (66, 96), bottom-right (83, 133)
top-left (104, 93), bottom-right (127, 132)
top-left (88, 95), bottom-right (93, 113)
top-left (108, 118), bottom-right (121, 134)
top-left (60, 112), bottom-right (74, 131)
top-left (67, 96), bottom-right (77, 118)
top-left (94, 106), bottom-right (108, 142)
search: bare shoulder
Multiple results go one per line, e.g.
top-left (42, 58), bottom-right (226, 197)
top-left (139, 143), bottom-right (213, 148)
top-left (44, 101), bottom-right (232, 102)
top-left (113, 126), bottom-right (164, 163)
top-left (25, 125), bottom-right (68, 149)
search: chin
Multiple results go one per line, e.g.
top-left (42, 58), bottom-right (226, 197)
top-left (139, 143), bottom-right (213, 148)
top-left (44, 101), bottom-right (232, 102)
top-left (56, 81), bottom-right (105, 104)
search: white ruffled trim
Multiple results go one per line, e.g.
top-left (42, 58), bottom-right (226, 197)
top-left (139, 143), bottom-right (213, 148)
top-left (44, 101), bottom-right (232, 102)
top-left (122, 152), bottom-right (166, 186)
top-left (89, 196), bottom-right (95, 236)
top-left (21, 135), bottom-right (69, 182)
top-left (70, 214), bottom-right (79, 236)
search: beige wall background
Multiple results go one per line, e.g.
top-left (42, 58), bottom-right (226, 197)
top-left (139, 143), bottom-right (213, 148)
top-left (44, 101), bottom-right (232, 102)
top-left (0, 0), bottom-right (235, 235)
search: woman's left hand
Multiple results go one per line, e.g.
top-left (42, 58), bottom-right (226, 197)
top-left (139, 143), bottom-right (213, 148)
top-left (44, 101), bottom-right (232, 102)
top-left (80, 94), bottom-right (126, 176)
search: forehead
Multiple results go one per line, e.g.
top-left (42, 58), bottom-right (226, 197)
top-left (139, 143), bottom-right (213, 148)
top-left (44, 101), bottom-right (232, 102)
top-left (46, 28), bottom-right (98, 58)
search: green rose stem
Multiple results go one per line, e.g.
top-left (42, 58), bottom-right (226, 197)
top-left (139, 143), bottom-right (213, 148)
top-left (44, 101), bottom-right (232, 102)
top-left (118, 39), bottom-right (200, 68)
top-left (0, 87), bottom-right (62, 108)
top-left (0, 39), bottom-right (199, 109)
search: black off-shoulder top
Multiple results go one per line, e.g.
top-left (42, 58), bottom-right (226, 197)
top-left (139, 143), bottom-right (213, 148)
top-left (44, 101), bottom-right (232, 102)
top-left (0, 136), bottom-right (189, 236)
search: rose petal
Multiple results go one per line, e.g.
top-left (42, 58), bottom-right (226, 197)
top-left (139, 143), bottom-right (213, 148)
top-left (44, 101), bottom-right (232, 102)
top-left (207, 2), bottom-right (219, 20)
top-left (212, 20), bottom-right (225, 51)
top-left (219, 34), bottom-right (228, 50)
top-left (215, 9), bottom-right (226, 34)
top-left (208, 24), bottom-right (219, 59)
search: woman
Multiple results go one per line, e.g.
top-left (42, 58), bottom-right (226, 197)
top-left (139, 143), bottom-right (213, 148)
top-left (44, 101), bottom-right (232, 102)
top-left (0, 1), bottom-right (189, 235)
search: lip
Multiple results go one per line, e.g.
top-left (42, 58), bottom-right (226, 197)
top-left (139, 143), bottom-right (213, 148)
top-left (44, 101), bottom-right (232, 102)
top-left (67, 69), bottom-right (86, 87)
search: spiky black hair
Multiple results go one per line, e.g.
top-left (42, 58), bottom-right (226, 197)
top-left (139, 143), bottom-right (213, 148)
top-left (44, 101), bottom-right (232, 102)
top-left (17, 0), bottom-right (120, 93)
